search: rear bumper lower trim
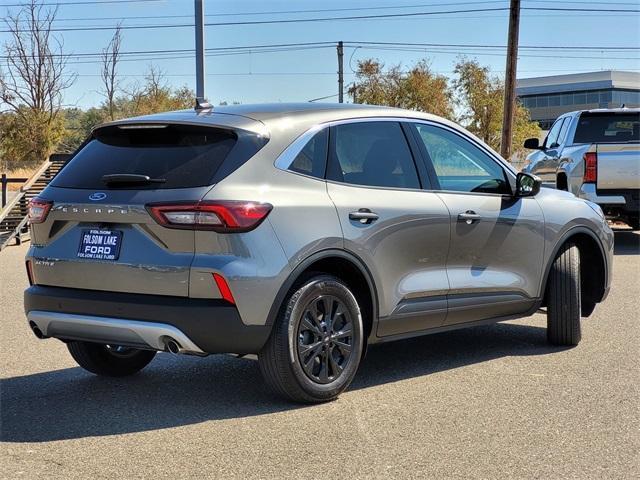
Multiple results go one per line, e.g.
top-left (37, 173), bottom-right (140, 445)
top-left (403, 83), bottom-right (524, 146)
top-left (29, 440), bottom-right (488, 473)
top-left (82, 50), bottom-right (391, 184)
top-left (28, 310), bottom-right (205, 354)
top-left (24, 285), bottom-right (272, 354)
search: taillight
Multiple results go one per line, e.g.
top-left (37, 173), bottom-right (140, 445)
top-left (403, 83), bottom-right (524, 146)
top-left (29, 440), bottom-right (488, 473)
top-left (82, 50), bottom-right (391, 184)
top-left (25, 260), bottom-right (35, 285)
top-left (28, 198), bottom-right (52, 224)
top-left (583, 152), bottom-right (597, 183)
top-left (146, 201), bottom-right (272, 232)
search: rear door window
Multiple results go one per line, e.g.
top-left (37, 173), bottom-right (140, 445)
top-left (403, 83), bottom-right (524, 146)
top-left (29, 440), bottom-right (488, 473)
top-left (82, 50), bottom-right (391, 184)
top-left (51, 124), bottom-right (267, 189)
top-left (327, 121), bottom-right (421, 189)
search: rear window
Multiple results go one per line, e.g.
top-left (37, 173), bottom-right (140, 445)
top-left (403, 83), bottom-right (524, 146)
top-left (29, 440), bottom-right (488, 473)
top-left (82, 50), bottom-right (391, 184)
top-left (574, 113), bottom-right (640, 144)
top-left (51, 124), bottom-right (267, 189)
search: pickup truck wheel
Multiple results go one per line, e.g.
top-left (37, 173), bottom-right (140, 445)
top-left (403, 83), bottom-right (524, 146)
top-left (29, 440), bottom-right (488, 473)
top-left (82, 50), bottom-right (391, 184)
top-left (546, 243), bottom-right (582, 346)
top-left (259, 274), bottom-right (364, 403)
top-left (67, 341), bottom-right (156, 376)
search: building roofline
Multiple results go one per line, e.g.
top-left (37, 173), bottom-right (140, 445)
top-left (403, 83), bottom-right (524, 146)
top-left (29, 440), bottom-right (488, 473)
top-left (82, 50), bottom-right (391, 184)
top-left (516, 70), bottom-right (640, 97)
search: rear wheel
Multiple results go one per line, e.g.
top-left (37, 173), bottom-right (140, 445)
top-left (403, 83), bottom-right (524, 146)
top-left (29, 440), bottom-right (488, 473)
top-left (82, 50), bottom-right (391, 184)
top-left (546, 243), bottom-right (582, 346)
top-left (259, 274), bottom-right (364, 403)
top-left (67, 342), bottom-right (156, 376)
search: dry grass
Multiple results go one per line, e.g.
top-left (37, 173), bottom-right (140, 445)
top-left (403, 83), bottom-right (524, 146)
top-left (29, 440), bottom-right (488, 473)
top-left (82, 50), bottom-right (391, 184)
top-left (1, 165), bottom-right (40, 190)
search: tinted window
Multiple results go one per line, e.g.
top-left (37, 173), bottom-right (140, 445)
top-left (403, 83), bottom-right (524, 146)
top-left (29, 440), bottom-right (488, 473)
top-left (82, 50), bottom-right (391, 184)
top-left (414, 124), bottom-right (510, 195)
top-left (52, 124), bottom-right (267, 189)
top-left (574, 113), bottom-right (640, 144)
top-left (587, 92), bottom-right (599, 104)
top-left (558, 117), bottom-right (572, 145)
top-left (327, 122), bottom-right (420, 189)
top-left (544, 118), bottom-right (565, 148)
top-left (289, 129), bottom-right (328, 178)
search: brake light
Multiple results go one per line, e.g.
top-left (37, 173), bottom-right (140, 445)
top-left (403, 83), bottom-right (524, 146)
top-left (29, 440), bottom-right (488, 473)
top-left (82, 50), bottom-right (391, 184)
top-left (146, 201), bottom-right (272, 232)
top-left (583, 152), bottom-right (597, 183)
top-left (213, 273), bottom-right (236, 305)
top-left (28, 198), bottom-right (52, 224)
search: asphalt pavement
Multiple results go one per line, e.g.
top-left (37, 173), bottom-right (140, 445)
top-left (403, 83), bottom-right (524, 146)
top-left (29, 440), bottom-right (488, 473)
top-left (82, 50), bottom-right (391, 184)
top-left (1, 231), bottom-right (639, 479)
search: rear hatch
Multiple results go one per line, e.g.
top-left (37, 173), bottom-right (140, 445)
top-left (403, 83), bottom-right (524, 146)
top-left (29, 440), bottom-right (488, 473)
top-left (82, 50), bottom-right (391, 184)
top-left (574, 111), bottom-right (640, 190)
top-left (29, 120), bottom-right (267, 297)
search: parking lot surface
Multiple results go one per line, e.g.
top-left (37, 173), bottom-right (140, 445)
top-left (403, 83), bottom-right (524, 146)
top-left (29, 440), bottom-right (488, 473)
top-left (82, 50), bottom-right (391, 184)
top-left (1, 231), bottom-right (639, 479)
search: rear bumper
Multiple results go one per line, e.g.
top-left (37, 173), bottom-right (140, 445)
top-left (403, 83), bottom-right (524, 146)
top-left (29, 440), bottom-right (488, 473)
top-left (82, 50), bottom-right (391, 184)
top-left (578, 184), bottom-right (639, 216)
top-left (24, 285), bottom-right (272, 354)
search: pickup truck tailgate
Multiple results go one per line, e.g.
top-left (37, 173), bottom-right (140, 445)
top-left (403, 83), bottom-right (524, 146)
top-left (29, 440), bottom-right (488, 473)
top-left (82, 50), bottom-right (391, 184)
top-left (596, 144), bottom-right (640, 190)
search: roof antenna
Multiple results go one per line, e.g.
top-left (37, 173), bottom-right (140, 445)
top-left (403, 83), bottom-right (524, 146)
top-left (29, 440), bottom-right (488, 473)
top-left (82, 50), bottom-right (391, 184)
top-left (194, 0), bottom-right (211, 111)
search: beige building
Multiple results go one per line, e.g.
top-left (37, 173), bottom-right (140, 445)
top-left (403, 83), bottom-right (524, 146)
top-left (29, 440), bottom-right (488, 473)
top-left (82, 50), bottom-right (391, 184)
top-left (516, 70), bottom-right (640, 130)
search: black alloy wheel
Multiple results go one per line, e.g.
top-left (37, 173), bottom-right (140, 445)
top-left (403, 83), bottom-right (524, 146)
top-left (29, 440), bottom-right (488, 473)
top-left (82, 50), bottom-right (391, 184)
top-left (297, 295), bottom-right (354, 384)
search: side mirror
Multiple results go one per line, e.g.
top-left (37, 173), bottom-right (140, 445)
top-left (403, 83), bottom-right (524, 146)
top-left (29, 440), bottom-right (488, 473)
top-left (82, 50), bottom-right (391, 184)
top-left (516, 172), bottom-right (542, 197)
top-left (523, 138), bottom-right (542, 150)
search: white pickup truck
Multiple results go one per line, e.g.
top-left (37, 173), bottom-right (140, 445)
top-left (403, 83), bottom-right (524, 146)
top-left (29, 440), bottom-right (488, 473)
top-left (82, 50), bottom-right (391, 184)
top-left (523, 108), bottom-right (640, 229)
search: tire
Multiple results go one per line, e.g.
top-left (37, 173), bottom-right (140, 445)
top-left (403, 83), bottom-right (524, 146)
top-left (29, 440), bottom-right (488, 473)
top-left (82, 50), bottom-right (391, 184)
top-left (67, 341), bottom-right (156, 377)
top-left (546, 243), bottom-right (582, 346)
top-left (259, 274), bottom-right (364, 403)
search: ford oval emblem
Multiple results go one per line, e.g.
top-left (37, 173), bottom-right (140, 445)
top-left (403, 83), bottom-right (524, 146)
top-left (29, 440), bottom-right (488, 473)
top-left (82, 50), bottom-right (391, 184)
top-left (89, 192), bottom-right (107, 201)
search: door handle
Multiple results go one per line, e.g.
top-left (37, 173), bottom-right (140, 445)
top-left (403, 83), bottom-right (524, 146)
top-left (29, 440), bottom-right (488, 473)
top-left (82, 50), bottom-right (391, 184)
top-left (457, 210), bottom-right (481, 225)
top-left (349, 209), bottom-right (379, 224)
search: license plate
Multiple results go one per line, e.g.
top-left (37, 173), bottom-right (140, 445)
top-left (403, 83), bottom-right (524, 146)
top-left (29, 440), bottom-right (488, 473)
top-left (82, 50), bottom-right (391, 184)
top-left (77, 229), bottom-right (122, 261)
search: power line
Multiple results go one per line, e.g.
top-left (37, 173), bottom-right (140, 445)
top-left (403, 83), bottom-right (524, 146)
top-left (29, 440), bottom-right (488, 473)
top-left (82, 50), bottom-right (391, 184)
top-left (0, 7), bottom-right (511, 32)
top-left (0, 40), bottom-right (636, 61)
top-left (0, 0), bottom-right (161, 6)
top-left (2, 5), bottom-right (638, 33)
top-left (346, 41), bottom-right (640, 51)
top-left (11, 0), bottom-right (640, 22)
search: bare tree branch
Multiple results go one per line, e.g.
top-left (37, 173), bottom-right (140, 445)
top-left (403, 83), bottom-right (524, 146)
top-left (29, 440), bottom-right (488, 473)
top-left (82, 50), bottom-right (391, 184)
top-left (0, 0), bottom-right (75, 162)
top-left (100, 24), bottom-right (122, 121)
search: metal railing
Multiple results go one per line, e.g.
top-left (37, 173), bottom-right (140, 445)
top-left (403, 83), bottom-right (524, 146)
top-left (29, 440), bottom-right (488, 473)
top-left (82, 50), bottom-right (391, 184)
top-left (1, 173), bottom-right (28, 208)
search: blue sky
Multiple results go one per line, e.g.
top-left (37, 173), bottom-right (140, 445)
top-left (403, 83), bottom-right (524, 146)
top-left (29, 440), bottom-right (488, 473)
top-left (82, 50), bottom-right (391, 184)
top-left (1, 0), bottom-right (639, 108)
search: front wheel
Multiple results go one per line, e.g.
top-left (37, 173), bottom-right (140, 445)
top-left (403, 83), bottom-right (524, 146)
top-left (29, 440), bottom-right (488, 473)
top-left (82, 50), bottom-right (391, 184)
top-left (546, 243), bottom-right (582, 346)
top-left (67, 341), bottom-right (156, 377)
top-left (259, 274), bottom-right (364, 403)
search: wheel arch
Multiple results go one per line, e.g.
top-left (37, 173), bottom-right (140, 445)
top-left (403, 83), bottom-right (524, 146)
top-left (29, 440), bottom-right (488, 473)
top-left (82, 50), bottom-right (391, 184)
top-left (541, 226), bottom-right (607, 316)
top-left (556, 171), bottom-right (568, 191)
top-left (266, 249), bottom-right (379, 347)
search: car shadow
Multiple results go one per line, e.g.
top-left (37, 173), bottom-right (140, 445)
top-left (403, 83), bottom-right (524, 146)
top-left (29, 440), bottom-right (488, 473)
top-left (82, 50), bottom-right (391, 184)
top-left (1, 321), bottom-right (565, 443)
top-left (613, 230), bottom-right (639, 255)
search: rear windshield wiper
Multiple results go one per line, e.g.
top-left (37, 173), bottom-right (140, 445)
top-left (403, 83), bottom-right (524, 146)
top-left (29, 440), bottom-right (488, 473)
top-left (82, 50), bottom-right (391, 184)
top-left (101, 174), bottom-right (167, 186)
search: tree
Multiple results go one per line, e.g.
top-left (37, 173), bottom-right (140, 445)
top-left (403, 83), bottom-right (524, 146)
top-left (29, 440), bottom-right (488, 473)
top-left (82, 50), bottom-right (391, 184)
top-left (0, 0), bottom-right (75, 164)
top-left (101, 25), bottom-right (122, 121)
top-left (115, 66), bottom-right (194, 117)
top-left (55, 67), bottom-right (195, 152)
top-left (349, 59), bottom-right (453, 119)
top-left (453, 58), bottom-right (539, 158)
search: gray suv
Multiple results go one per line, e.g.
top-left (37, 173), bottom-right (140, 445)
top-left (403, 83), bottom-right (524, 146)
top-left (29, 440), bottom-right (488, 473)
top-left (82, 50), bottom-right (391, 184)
top-left (24, 103), bottom-right (613, 403)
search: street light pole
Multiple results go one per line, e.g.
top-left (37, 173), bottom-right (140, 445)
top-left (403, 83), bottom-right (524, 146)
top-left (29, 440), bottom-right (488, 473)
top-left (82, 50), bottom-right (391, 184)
top-left (500, 0), bottom-right (521, 159)
top-left (194, 0), bottom-right (207, 107)
top-left (337, 41), bottom-right (344, 103)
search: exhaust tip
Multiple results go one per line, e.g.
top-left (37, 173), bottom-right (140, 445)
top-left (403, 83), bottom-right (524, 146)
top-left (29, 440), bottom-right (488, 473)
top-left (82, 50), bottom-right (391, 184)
top-left (29, 321), bottom-right (45, 339)
top-left (166, 339), bottom-right (180, 354)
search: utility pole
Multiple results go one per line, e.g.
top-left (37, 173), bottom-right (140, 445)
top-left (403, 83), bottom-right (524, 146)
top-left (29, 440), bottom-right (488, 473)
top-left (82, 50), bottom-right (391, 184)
top-left (337, 41), bottom-right (344, 103)
top-left (194, 0), bottom-right (207, 106)
top-left (500, 0), bottom-right (520, 159)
